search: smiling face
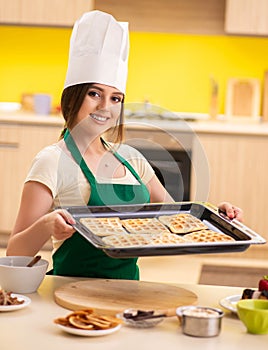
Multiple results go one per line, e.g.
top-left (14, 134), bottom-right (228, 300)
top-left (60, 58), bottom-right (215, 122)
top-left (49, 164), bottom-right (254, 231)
top-left (61, 83), bottom-right (125, 143)
top-left (75, 84), bottom-right (124, 133)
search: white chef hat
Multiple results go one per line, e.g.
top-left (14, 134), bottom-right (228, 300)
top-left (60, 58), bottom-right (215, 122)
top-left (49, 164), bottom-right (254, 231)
top-left (64, 10), bottom-right (129, 94)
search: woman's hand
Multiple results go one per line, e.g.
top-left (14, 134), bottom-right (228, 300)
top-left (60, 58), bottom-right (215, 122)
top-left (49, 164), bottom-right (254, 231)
top-left (218, 202), bottom-right (243, 222)
top-left (43, 209), bottom-right (76, 241)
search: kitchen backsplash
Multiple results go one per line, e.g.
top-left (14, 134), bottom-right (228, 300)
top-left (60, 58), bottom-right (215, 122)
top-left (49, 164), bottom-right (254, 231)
top-left (1, 25), bottom-right (268, 114)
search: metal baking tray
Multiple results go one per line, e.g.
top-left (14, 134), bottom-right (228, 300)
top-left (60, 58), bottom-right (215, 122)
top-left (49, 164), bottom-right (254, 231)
top-left (61, 202), bottom-right (266, 258)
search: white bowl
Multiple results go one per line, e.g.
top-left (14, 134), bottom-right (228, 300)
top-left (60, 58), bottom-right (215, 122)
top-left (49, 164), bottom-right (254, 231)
top-left (0, 102), bottom-right (21, 112)
top-left (0, 256), bottom-right (49, 293)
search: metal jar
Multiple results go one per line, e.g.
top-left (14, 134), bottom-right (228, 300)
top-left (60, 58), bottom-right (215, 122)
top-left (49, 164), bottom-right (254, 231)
top-left (176, 306), bottom-right (224, 337)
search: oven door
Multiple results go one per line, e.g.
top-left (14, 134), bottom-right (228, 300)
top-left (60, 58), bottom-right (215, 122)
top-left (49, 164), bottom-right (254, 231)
top-left (137, 148), bottom-right (191, 201)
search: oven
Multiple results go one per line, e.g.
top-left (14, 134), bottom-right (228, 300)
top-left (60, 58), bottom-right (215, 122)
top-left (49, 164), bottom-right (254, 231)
top-left (124, 126), bottom-right (192, 201)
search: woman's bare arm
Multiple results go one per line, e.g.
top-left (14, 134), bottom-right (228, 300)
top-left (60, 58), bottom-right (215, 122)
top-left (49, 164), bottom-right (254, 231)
top-left (147, 175), bottom-right (174, 203)
top-left (6, 181), bottom-right (75, 256)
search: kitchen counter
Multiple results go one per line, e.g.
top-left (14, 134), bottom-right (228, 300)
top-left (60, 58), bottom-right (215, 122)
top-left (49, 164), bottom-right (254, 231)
top-left (1, 111), bottom-right (268, 136)
top-left (1, 275), bottom-right (266, 350)
top-left (0, 111), bottom-right (64, 126)
top-left (125, 117), bottom-right (268, 136)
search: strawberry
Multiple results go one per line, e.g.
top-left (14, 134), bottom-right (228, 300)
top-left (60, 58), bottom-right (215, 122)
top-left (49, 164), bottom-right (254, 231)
top-left (258, 275), bottom-right (268, 291)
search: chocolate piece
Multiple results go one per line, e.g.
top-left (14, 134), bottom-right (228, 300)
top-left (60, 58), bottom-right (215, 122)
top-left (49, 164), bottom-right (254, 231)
top-left (123, 310), bottom-right (154, 320)
top-left (242, 289), bottom-right (255, 299)
top-left (241, 288), bottom-right (268, 300)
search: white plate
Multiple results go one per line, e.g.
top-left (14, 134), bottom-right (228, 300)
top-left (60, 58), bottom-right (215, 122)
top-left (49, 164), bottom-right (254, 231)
top-left (219, 294), bottom-right (241, 313)
top-left (0, 293), bottom-right (31, 312)
top-left (56, 323), bottom-right (122, 337)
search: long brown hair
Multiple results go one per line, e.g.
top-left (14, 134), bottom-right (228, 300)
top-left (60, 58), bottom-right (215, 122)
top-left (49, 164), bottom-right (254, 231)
top-left (60, 83), bottom-right (125, 143)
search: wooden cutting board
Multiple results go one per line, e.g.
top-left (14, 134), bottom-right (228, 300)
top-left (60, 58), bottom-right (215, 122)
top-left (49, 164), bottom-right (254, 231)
top-left (54, 279), bottom-right (198, 315)
top-left (225, 78), bottom-right (260, 119)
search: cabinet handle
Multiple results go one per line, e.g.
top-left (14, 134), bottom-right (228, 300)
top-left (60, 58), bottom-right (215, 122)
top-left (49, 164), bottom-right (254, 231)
top-left (0, 142), bottom-right (19, 149)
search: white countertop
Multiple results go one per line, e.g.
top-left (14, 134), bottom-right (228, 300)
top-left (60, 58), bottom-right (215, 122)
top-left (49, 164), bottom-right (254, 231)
top-left (1, 275), bottom-right (266, 350)
top-left (0, 111), bottom-right (64, 126)
top-left (1, 111), bottom-right (268, 136)
top-left (125, 117), bottom-right (268, 136)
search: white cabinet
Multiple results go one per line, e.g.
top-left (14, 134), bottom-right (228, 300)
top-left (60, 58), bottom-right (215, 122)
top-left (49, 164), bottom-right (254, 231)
top-left (0, 0), bottom-right (94, 26)
top-left (0, 122), bottom-right (62, 233)
top-left (225, 0), bottom-right (268, 36)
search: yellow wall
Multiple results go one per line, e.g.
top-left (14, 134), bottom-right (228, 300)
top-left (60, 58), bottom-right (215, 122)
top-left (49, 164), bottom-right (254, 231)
top-left (1, 25), bottom-right (268, 113)
top-left (0, 26), bottom-right (70, 108)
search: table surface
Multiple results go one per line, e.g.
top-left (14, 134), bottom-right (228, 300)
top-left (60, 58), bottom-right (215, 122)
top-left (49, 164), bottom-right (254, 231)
top-left (0, 276), bottom-right (267, 350)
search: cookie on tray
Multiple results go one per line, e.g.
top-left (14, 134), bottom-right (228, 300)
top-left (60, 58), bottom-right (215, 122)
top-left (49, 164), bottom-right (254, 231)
top-left (102, 232), bottom-right (188, 248)
top-left (121, 217), bottom-right (170, 234)
top-left (150, 232), bottom-right (187, 245)
top-left (183, 229), bottom-right (235, 243)
top-left (102, 233), bottom-right (155, 247)
top-left (80, 217), bottom-right (127, 237)
top-left (158, 213), bottom-right (208, 234)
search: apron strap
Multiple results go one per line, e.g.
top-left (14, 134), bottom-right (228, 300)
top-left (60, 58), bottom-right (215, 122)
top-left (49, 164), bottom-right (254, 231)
top-left (64, 129), bottom-right (96, 185)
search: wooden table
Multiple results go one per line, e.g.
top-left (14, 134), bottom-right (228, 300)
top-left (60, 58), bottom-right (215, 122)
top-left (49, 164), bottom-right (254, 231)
top-left (0, 275), bottom-right (267, 350)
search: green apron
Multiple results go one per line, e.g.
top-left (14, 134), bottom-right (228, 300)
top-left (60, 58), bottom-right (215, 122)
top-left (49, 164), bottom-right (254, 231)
top-left (51, 130), bottom-right (150, 279)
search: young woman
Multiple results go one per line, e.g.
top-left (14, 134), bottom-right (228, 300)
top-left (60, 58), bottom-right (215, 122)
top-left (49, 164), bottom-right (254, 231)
top-left (6, 11), bottom-right (243, 279)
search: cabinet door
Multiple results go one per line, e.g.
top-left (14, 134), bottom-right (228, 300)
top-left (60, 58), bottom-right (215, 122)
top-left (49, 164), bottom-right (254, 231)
top-left (95, 0), bottom-right (226, 34)
top-left (225, 0), bottom-right (268, 36)
top-left (0, 126), bottom-right (21, 232)
top-left (19, 124), bottom-right (62, 171)
top-left (0, 1), bottom-right (21, 23)
top-left (0, 123), bottom-right (62, 233)
top-left (192, 132), bottom-right (268, 245)
top-left (0, 0), bottom-right (93, 26)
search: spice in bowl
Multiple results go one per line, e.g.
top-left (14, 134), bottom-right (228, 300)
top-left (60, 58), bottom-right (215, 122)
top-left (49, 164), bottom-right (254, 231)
top-left (176, 306), bottom-right (224, 337)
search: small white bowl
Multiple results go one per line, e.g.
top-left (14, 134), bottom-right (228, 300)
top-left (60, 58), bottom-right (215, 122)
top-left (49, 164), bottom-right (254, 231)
top-left (0, 102), bottom-right (21, 112)
top-left (0, 256), bottom-right (49, 293)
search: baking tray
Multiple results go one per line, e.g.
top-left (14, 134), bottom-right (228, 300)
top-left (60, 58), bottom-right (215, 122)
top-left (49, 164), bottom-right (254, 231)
top-left (61, 202), bottom-right (266, 258)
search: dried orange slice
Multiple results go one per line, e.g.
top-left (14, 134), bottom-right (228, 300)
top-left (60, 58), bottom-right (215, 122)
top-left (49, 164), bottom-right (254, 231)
top-left (68, 315), bottom-right (94, 330)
